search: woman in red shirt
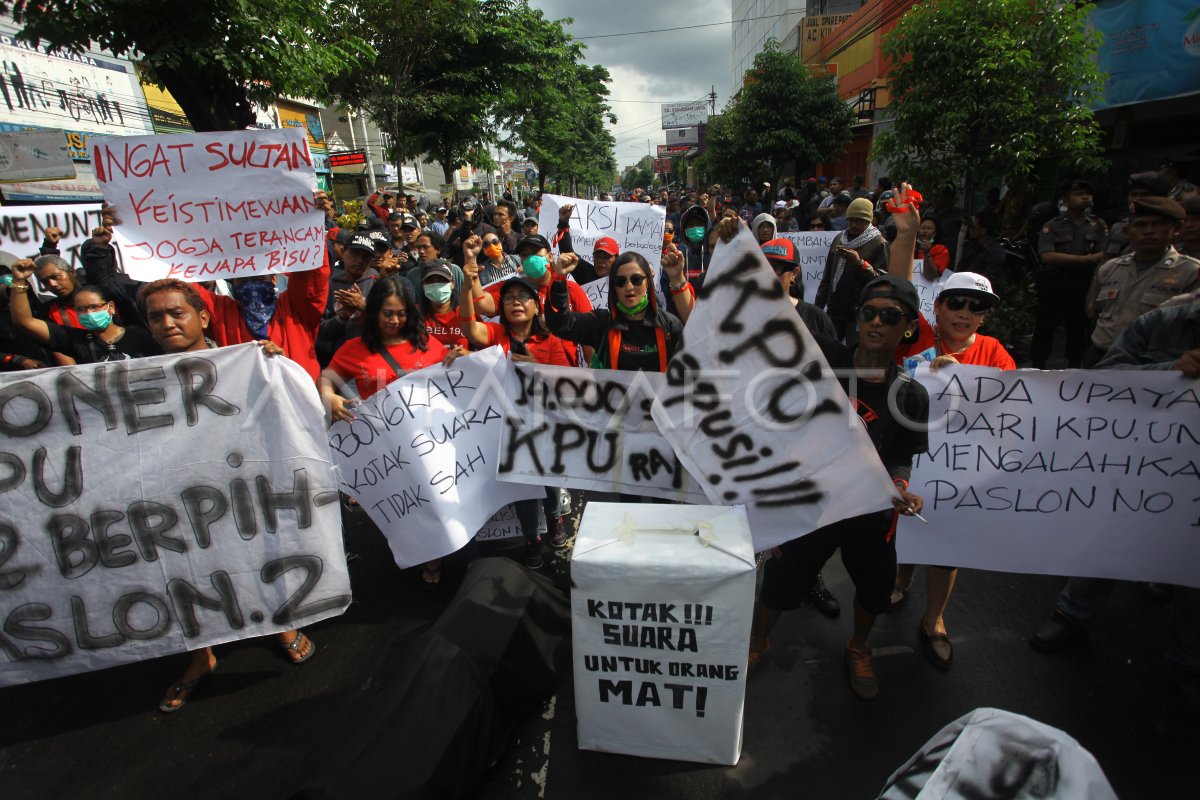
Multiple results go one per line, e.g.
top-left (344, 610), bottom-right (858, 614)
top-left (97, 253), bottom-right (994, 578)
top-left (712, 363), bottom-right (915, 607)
top-left (319, 276), bottom-right (459, 584)
top-left (895, 271), bottom-right (1016, 372)
top-left (418, 261), bottom-right (469, 349)
top-left (459, 271), bottom-right (575, 567)
top-left (887, 186), bottom-right (1016, 671)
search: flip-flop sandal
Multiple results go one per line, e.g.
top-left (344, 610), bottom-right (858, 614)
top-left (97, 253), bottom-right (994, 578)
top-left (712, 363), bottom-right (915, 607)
top-left (282, 631), bottom-right (316, 664)
top-left (158, 661), bottom-right (218, 713)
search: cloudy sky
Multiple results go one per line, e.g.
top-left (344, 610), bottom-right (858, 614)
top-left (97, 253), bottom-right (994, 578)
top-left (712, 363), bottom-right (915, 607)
top-left (526, 0), bottom-right (732, 171)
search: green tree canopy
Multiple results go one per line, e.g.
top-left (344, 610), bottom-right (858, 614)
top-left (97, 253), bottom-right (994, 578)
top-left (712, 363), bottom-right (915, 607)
top-left (2, 0), bottom-right (372, 131)
top-left (872, 0), bottom-right (1107, 190)
top-left (699, 40), bottom-right (855, 185)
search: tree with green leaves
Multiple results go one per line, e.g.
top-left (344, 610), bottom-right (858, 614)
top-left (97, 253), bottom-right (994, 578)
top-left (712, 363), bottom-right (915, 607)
top-left (872, 0), bottom-right (1107, 192)
top-left (699, 40), bottom-right (855, 186)
top-left (2, 0), bottom-right (371, 131)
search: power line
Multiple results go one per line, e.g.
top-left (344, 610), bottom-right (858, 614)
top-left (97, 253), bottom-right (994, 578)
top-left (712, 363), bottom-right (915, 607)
top-left (574, 11), bottom-right (796, 40)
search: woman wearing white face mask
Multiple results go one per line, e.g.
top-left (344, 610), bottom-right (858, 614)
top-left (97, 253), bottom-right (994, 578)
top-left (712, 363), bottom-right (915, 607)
top-left (8, 261), bottom-right (160, 363)
top-left (419, 261), bottom-right (468, 350)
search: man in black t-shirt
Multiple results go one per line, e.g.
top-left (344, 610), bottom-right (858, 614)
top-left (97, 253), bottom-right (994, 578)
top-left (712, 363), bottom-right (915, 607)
top-left (750, 275), bottom-right (929, 701)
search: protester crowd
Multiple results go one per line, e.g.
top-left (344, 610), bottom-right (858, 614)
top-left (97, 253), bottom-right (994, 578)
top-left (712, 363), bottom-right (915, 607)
top-left (1, 161), bottom-right (1197, 718)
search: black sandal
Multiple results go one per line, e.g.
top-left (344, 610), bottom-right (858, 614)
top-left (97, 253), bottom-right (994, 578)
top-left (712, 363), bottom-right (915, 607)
top-left (158, 661), bottom-right (218, 713)
top-left (281, 631), bottom-right (316, 664)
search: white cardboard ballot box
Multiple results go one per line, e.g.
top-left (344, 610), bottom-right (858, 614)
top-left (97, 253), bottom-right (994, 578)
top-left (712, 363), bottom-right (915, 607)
top-left (570, 503), bottom-right (757, 766)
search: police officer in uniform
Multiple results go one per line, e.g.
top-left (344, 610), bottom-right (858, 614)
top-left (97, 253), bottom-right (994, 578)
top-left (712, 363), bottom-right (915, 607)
top-left (1030, 179), bottom-right (1108, 368)
top-left (1103, 171), bottom-right (1173, 258)
top-left (1084, 196), bottom-right (1200, 366)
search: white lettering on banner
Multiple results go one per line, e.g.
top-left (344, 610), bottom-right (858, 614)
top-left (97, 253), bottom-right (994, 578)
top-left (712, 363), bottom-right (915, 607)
top-left (780, 231), bottom-right (839, 306)
top-left (89, 128), bottom-right (324, 282)
top-left (912, 269), bottom-right (953, 323)
top-left (0, 203), bottom-right (123, 270)
top-left (650, 226), bottom-right (898, 552)
top-left (326, 347), bottom-right (541, 569)
top-left (538, 194), bottom-right (666, 272)
top-left (0, 344), bottom-right (351, 687)
top-left (900, 365), bottom-right (1200, 588)
top-left (572, 503), bottom-right (755, 766)
top-left (496, 362), bottom-right (709, 503)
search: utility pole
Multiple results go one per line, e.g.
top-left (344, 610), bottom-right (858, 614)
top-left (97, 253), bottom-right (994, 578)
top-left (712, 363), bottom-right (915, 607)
top-left (709, 85), bottom-right (717, 116)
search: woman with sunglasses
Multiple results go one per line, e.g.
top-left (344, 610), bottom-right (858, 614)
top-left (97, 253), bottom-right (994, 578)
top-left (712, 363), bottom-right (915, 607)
top-left (545, 247), bottom-right (690, 371)
top-left (477, 231), bottom-right (520, 285)
top-left (459, 272), bottom-right (576, 566)
top-left (319, 276), bottom-right (461, 585)
top-left (884, 184), bottom-right (1016, 671)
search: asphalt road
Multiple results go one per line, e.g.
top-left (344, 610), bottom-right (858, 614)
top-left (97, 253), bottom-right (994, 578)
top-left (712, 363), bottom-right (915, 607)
top-left (3, 493), bottom-right (1196, 800)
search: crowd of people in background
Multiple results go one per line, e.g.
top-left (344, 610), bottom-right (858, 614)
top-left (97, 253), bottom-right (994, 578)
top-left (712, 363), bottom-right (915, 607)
top-left (1, 158), bottom-right (1197, 716)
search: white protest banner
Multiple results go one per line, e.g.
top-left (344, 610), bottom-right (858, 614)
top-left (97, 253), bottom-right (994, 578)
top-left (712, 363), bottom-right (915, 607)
top-left (780, 231), bottom-right (838, 306)
top-left (474, 503), bottom-right (531, 542)
top-left (0, 203), bottom-right (120, 270)
top-left (496, 362), bottom-right (709, 504)
top-left (572, 503), bottom-right (756, 765)
top-left (90, 127), bottom-right (324, 282)
top-left (650, 226), bottom-right (899, 552)
top-left (911, 268), bottom-right (953, 323)
top-left (0, 344), bottom-right (351, 687)
top-left (538, 193), bottom-right (666, 272)
top-left (899, 366), bottom-right (1200, 588)
top-left (326, 347), bottom-right (542, 568)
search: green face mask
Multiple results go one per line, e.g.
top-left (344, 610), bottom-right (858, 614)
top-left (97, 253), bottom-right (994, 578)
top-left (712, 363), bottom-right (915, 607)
top-left (522, 254), bottom-right (548, 280)
top-left (684, 226), bottom-right (705, 244)
top-left (617, 295), bottom-right (649, 316)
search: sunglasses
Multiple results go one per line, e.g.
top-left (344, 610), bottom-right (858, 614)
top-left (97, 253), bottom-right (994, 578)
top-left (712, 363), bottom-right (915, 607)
top-left (856, 306), bottom-right (908, 326)
top-left (613, 274), bottom-right (646, 288)
top-left (942, 295), bottom-right (992, 315)
top-left (483, 239), bottom-right (501, 245)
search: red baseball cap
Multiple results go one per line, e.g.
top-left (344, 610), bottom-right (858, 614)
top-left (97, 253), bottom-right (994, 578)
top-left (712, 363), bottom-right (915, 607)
top-left (760, 237), bottom-right (798, 267)
top-left (593, 237), bottom-right (619, 256)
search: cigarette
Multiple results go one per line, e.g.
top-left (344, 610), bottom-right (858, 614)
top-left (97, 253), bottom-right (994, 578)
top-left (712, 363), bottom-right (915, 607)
top-left (908, 507), bottom-right (928, 524)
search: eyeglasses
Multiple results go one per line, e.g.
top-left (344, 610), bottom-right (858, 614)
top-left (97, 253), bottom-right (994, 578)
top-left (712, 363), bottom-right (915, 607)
top-left (613, 274), bottom-right (646, 288)
top-left (483, 239), bottom-right (500, 246)
top-left (768, 261), bottom-right (795, 275)
top-left (76, 302), bottom-right (110, 313)
top-left (855, 305), bottom-right (908, 326)
top-left (504, 292), bottom-right (535, 305)
top-left (380, 309), bottom-right (408, 320)
top-left (942, 295), bottom-right (992, 315)
top-left (664, 228), bottom-right (675, 234)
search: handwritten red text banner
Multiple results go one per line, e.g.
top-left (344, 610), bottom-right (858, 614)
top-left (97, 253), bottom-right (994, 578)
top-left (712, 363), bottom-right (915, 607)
top-left (90, 128), bottom-right (324, 282)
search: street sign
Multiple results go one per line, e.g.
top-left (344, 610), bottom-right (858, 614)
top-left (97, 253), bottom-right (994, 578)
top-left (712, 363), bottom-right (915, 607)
top-left (329, 150), bottom-right (367, 167)
top-left (661, 100), bottom-right (709, 130)
top-left (525, 167), bottom-right (536, 183)
top-left (665, 127), bottom-right (699, 146)
top-left (657, 144), bottom-right (690, 157)
top-left (654, 158), bottom-right (672, 174)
